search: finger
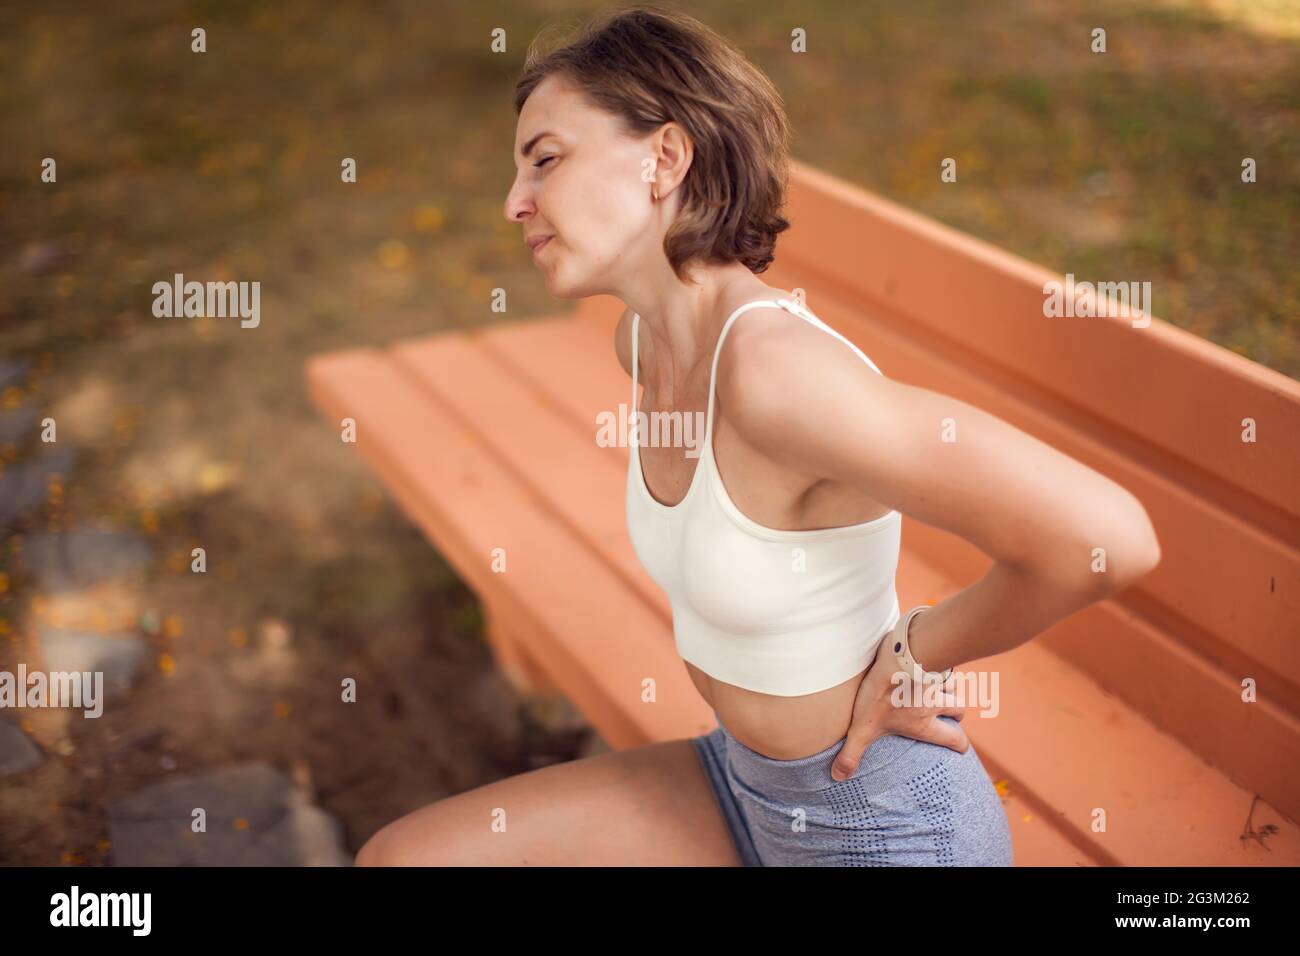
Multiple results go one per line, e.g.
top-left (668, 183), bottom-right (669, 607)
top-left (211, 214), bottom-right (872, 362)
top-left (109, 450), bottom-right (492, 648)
top-left (830, 727), bottom-right (877, 782)
top-left (917, 715), bottom-right (970, 754)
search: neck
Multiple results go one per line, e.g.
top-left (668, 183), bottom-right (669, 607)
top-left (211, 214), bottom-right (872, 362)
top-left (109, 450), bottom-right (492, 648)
top-left (622, 259), bottom-right (763, 402)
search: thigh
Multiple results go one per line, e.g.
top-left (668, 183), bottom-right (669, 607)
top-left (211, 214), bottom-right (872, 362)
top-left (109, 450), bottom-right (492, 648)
top-left (355, 738), bottom-right (743, 866)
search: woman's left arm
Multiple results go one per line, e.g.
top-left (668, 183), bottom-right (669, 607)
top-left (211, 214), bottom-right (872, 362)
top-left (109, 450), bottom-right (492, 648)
top-left (719, 318), bottom-right (1163, 772)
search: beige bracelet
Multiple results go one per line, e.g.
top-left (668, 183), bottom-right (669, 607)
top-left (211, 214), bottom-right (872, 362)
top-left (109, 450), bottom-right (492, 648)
top-left (890, 604), bottom-right (953, 686)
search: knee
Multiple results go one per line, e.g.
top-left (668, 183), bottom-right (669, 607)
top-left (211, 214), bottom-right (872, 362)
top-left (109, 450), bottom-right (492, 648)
top-left (354, 825), bottom-right (400, 867)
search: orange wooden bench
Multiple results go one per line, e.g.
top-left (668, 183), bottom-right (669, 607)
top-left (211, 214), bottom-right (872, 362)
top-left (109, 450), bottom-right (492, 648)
top-left (306, 159), bottom-right (1300, 866)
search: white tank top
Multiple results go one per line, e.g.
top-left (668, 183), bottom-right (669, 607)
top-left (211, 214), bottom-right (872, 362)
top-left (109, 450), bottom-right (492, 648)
top-left (625, 297), bottom-right (903, 697)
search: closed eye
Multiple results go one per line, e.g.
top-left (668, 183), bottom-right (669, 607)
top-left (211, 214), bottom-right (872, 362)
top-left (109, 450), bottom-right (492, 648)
top-left (533, 156), bottom-right (555, 169)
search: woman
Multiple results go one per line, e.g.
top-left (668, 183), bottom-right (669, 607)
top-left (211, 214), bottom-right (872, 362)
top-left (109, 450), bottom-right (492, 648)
top-left (356, 6), bottom-right (1161, 866)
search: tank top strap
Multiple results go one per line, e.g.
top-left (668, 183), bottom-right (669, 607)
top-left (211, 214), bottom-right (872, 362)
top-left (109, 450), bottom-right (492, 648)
top-left (778, 297), bottom-right (885, 376)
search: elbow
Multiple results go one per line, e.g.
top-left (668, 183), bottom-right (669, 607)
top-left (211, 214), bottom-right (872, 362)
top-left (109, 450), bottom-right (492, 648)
top-left (1134, 526), bottom-right (1163, 579)
top-left (1054, 539), bottom-right (1160, 602)
top-left (1029, 501), bottom-right (1162, 600)
top-left (1108, 536), bottom-right (1160, 595)
top-left (1121, 492), bottom-right (1162, 581)
top-left (1095, 498), bottom-right (1163, 595)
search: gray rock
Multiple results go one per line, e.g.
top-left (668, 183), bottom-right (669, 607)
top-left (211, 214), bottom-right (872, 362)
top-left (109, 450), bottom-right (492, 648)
top-left (107, 763), bottom-right (352, 866)
top-left (0, 445), bottom-right (76, 528)
top-left (20, 528), bottom-right (152, 592)
top-left (0, 717), bottom-right (44, 775)
top-left (35, 626), bottom-right (147, 704)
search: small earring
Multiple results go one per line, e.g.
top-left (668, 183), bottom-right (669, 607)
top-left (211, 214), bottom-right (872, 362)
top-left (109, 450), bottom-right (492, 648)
top-left (652, 187), bottom-right (659, 201)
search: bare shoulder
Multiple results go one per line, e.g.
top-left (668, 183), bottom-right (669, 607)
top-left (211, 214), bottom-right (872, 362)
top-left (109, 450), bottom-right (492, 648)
top-left (714, 303), bottom-right (887, 435)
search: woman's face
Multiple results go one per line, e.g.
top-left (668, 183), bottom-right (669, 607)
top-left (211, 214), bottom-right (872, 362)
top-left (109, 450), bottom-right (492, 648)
top-left (505, 75), bottom-right (661, 298)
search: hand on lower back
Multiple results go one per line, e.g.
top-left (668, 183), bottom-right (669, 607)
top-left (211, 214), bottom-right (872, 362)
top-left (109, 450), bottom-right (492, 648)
top-left (829, 639), bottom-right (969, 782)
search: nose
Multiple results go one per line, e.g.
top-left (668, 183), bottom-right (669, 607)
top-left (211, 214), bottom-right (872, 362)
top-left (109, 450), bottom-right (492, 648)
top-left (503, 172), bottom-right (535, 225)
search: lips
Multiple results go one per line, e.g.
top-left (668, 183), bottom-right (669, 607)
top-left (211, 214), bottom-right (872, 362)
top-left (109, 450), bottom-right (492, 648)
top-left (530, 236), bottom-right (553, 256)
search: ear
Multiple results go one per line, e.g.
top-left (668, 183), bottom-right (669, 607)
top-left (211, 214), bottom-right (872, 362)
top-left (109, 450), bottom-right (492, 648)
top-left (651, 122), bottom-right (693, 198)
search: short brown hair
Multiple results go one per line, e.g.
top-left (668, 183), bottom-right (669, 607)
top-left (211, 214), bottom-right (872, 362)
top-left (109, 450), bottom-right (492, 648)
top-left (513, 5), bottom-right (791, 281)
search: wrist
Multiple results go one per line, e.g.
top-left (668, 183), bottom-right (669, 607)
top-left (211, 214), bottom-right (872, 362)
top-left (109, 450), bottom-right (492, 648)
top-left (891, 604), bottom-right (951, 685)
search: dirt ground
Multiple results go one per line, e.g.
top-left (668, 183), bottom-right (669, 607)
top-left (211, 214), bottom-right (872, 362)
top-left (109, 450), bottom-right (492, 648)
top-left (1, 0), bottom-right (1296, 865)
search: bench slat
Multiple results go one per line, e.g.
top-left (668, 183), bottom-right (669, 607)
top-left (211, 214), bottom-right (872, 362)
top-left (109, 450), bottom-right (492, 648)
top-left (305, 346), bottom-right (714, 749)
top-left (388, 331), bottom-right (670, 619)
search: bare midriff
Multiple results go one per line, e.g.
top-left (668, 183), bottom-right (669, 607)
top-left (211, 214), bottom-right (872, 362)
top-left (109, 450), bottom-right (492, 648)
top-left (685, 660), bottom-right (866, 759)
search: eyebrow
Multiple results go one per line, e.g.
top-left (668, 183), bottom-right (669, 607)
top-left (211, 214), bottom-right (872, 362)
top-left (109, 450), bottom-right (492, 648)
top-left (518, 131), bottom-right (557, 160)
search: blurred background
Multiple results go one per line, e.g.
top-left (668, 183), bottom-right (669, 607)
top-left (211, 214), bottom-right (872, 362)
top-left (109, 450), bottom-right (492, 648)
top-left (1, 0), bottom-right (1297, 864)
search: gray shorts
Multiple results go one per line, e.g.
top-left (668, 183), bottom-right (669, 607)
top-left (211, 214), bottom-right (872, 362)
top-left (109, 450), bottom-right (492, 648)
top-left (690, 713), bottom-right (1014, 866)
